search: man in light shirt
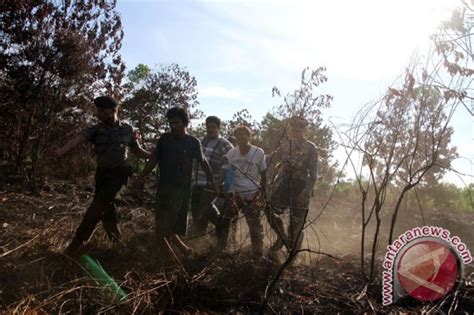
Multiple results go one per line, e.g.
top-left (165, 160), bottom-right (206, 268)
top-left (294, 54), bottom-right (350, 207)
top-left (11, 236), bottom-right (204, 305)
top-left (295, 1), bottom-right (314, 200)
top-left (224, 125), bottom-right (267, 257)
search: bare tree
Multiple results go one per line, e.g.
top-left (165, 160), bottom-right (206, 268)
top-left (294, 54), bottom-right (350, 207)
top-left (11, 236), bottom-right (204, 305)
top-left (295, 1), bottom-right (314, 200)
top-left (0, 0), bottom-right (125, 189)
top-left (345, 72), bottom-right (458, 281)
top-left (334, 4), bottom-right (473, 282)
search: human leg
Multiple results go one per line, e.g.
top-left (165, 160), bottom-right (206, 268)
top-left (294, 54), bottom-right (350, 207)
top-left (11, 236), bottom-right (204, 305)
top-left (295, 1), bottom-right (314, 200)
top-left (241, 203), bottom-right (264, 257)
top-left (288, 207), bottom-right (308, 252)
top-left (66, 197), bottom-right (102, 254)
top-left (266, 207), bottom-right (287, 252)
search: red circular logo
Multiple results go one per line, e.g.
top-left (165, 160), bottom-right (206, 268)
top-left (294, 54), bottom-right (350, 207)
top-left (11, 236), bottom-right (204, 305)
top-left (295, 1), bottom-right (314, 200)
top-left (396, 240), bottom-right (459, 301)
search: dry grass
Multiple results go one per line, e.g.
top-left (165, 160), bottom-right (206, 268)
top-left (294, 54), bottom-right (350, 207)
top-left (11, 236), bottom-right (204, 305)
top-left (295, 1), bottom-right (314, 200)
top-left (1, 178), bottom-right (473, 314)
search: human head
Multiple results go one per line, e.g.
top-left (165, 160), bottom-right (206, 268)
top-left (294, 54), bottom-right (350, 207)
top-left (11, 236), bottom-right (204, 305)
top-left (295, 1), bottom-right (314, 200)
top-left (94, 96), bottom-right (119, 124)
top-left (288, 116), bottom-right (308, 140)
top-left (205, 116), bottom-right (221, 139)
top-left (233, 125), bottom-right (252, 147)
top-left (166, 106), bottom-right (189, 136)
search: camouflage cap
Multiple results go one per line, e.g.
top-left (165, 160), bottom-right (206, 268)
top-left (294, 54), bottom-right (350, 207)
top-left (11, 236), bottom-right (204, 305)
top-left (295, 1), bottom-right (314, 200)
top-left (94, 96), bottom-right (118, 108)
top-left (289, 116), bottom-right (309, 128)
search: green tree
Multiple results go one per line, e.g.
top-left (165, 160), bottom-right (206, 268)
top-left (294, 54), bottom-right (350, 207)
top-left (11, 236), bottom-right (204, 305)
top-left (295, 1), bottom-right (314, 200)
top-left (121, 63), bottom-right (201, 147)
top-left (222, 109), bottom-right (259, 139)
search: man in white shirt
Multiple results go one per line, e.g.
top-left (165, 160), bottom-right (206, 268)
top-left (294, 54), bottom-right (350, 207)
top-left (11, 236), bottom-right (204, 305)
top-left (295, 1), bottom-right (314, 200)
top-left (224, 125), bottom-right (267, 257)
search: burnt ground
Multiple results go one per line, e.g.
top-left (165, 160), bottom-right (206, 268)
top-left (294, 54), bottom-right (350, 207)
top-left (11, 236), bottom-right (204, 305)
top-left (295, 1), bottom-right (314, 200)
top-left (0, 177), bottom-right (473, 314)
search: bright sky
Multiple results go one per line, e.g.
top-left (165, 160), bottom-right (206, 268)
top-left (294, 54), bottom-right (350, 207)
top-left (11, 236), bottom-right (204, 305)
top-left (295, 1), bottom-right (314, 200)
top-left (118, 0), bottom-right (473, 187)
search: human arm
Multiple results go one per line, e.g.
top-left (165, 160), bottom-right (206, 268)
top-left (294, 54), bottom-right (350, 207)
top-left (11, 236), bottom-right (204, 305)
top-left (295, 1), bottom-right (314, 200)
top-left (50, 134), bottom-right (87, 158)
top-left (194, 137), bottom-right (217, 192)
top-left (129, 129), bottom-right (152, 159)
top-left (217, 141), bottom-right (233, 189)
top-left (134, 136), bottom-right (159, 186)
top-left (200, 158), bottom-right (217, 192)
top-left (132, 151), bottom-right (157, 189)
top-left (130, 144), bottom-right (152, 159)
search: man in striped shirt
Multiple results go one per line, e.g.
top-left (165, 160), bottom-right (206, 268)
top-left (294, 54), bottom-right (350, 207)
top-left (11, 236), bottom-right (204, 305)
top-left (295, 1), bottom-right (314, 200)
top-left (191, 116), bottom-right (233, 236)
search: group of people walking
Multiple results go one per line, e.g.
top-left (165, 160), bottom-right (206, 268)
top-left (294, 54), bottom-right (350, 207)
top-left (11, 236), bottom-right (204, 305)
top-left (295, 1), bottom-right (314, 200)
top-left (51, 96), bottom-right (318, 261)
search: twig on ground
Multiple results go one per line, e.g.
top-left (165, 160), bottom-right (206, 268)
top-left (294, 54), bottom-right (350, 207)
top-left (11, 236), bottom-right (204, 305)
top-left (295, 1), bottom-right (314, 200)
top-left (0, 234), bottom-right (39, 258)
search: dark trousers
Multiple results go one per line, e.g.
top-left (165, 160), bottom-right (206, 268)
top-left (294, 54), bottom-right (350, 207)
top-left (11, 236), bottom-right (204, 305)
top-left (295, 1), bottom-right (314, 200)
top-left (70, 166), bottom-right (130, 246)
top-left (190, 185), bottom-right (215, 235)
top-left (242, 202), bottom-right (264, 256)
top-left (155, 186), bottom-right (191, 237)
top-left (214, 195), bottom-right (239, 250)
top-left (222, 196), bottom-right (263, 256)
top-left (268, 178), bottom-right (309, 252)
top-left (267, 207), bottom-right (308, 252)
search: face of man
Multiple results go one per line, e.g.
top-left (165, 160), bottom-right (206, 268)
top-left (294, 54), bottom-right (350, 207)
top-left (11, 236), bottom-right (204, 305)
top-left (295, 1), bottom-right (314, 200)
top-left (206, 122), bottom-right (220, 139)
top-left (169, 117), bottom-right (186, 136)
top-left (234, 129), bottom-right (250, 147)
top-left (96, 107), bottom-right (118, 124)
top-left (289, 124), bottom-right (305, 140)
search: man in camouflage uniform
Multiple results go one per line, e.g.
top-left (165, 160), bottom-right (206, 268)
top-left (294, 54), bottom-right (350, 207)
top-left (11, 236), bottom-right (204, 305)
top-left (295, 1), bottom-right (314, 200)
top-left (267, 116), bottom-right (318, 253)
top-left (51, 96), bottom-right (150, 255)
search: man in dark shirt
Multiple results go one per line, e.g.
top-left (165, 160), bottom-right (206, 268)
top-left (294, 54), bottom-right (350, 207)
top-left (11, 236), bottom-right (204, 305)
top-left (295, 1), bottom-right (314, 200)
top-left (50, 96), bottom-right (150, 255)
top-left (136, 107), bottom-right (216, 258)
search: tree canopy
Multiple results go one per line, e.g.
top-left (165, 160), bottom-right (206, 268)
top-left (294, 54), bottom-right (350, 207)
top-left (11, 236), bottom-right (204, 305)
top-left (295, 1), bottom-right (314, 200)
top-left (121, 63), bottom-right (201, 146)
